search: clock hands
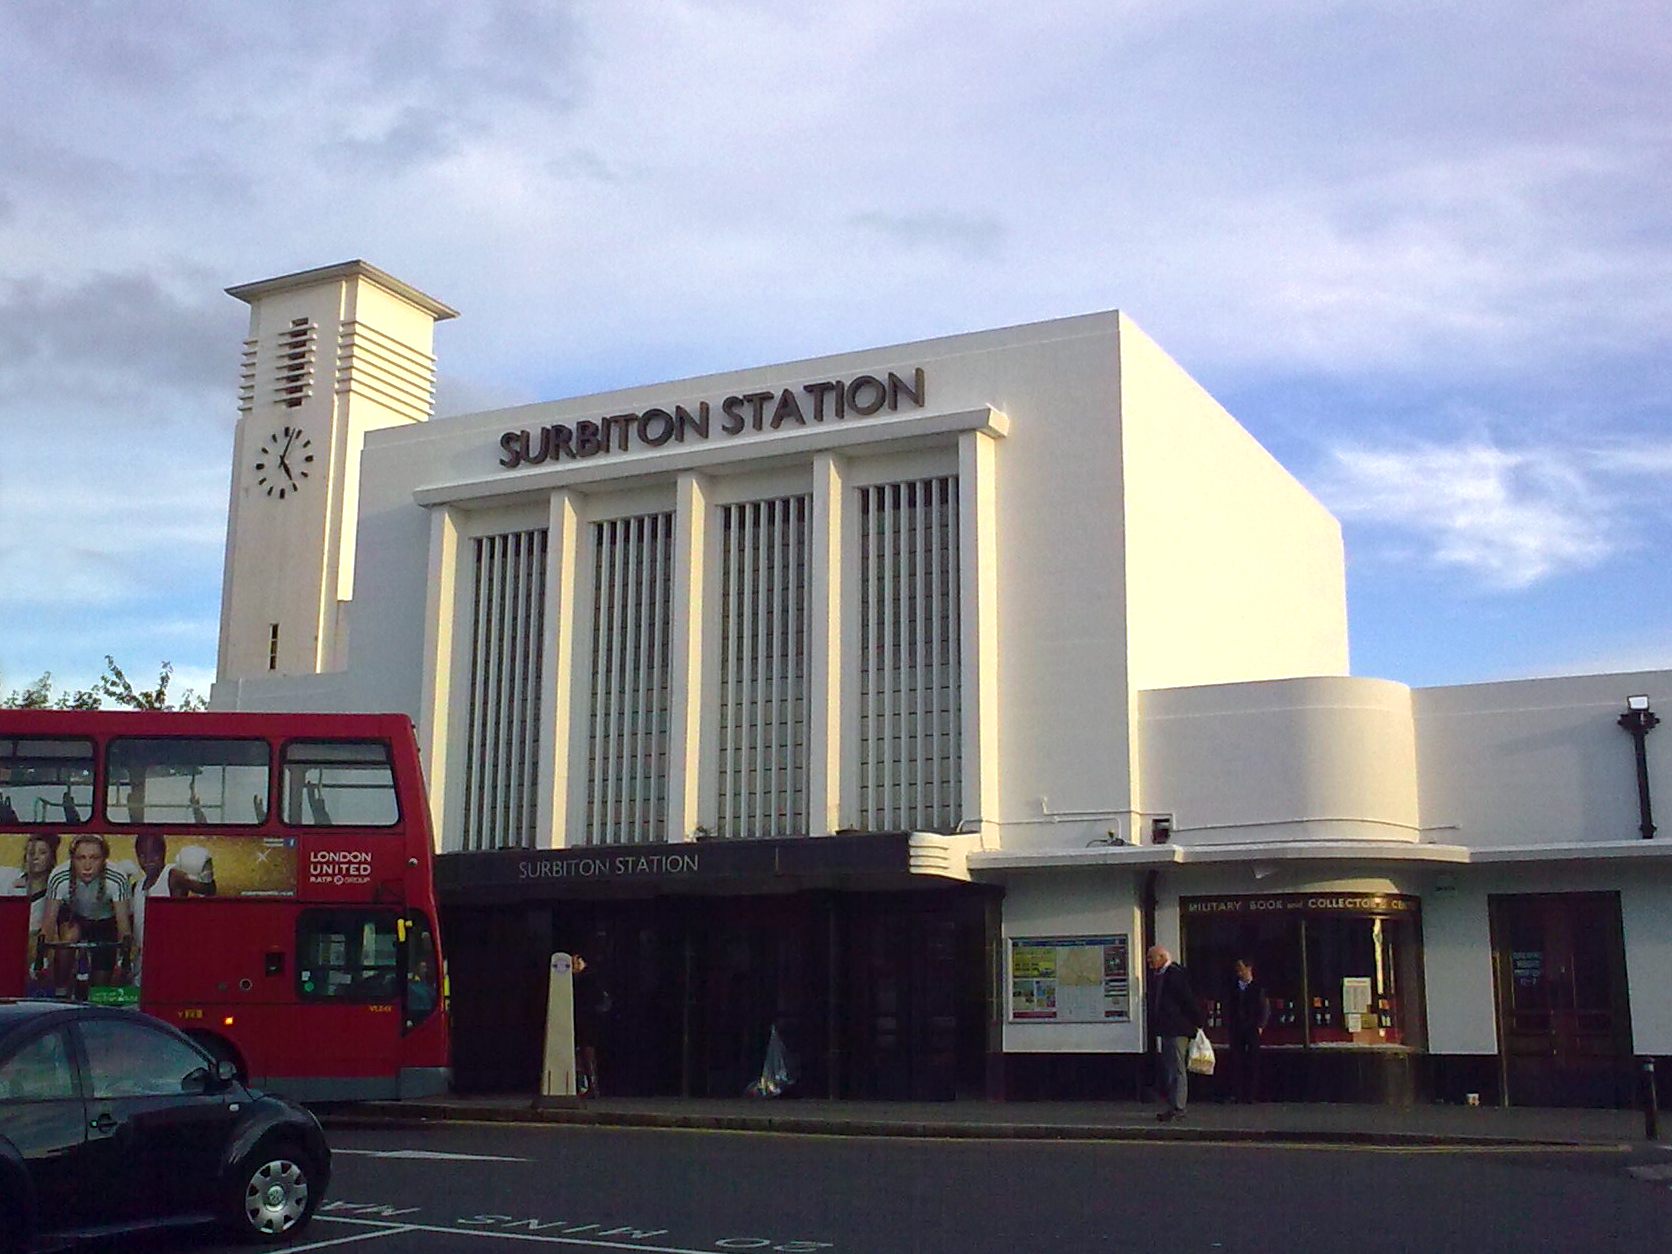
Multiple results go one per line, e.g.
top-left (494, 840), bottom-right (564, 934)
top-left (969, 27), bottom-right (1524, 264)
top-left (257, 428), bottom-right (310, 497)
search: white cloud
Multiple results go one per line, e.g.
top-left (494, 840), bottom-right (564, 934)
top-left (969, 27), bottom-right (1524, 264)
top-left (1591, 443), bottom-right (1672, 477)
top-left (1317, 438), bottom-right (1672, 590)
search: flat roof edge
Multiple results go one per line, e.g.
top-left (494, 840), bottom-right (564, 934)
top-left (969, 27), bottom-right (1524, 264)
top-left (227, 260), bottom-right (458, 320)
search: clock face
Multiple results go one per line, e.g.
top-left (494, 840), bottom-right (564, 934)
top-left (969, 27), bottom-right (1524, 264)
top-left (254, 426), bottom-right (315, 499)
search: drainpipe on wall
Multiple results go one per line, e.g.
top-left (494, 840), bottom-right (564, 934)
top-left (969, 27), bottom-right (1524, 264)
top-left (1140, 870), bottom-right (1158, 1103)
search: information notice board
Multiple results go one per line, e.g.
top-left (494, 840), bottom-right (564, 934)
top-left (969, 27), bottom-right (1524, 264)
top-left (1009, 934), bottom-right (1130, 1022)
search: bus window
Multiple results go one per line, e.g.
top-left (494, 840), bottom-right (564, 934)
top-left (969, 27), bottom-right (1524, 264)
top-left (297, 909), bottom-right (399, 1001)
top-left (403, 911), bottom-right (440, 1028)
top-left (106, 739), bottom-right (269, 826)
top-left (282, 740), bottom-right (399, 828)
top-left (0, 738), bottom-right (94, 826)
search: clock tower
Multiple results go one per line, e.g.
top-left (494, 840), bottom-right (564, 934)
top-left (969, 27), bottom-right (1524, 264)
top-left (215, 261), bottom-right (457, 684)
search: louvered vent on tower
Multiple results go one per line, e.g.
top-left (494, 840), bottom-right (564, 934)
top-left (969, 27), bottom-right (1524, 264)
top-left (273, 317), bottom-right (316, 408)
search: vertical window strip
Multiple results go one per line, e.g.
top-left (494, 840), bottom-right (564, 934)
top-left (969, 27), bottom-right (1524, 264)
top-left (922, 480), bottom-right (937, 827)
top-left (945, 479), bottom-right (963, 827)
top-left (644, 517), bottom-right (668, 841)
top-left (461, 538), bottom-right (487, 850)
top-left (749, 500), bottom-right (766, 836)
top-left (632, 517), bottom-right (650, 842)
top-left (477, 534), bottom-right (500, 846)
top-left (726, 502), bottom-right (746, 837)
top-left (492, 533), bottom-right (516, 842)
top-left (461, 529), bottom-right (547, 850)
top-left (588, 521), bottom-right (616, 844)
top-left (716, 496), bottom-right (810, 838)
top-left (857, 477), bottom-right (961, 832)
top-left (585, 513), bottom-right (674, 845)
top-left (612, 515), bottom-right (634, 837)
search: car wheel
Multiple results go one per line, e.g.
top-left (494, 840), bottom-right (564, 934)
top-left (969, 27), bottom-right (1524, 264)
top-left (224, 1145), bottom-right (318, 1242)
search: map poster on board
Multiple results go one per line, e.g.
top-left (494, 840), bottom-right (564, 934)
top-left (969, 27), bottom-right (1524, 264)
top-left (1009, 934), bottom-right (1130, 1022)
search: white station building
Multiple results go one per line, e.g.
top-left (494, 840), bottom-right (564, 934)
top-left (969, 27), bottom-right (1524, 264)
top-left (213, 261), bottom-right (1671, 1105)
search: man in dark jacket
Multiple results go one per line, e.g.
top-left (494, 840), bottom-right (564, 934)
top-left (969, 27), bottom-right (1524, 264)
top-left (1225, 957), bottom-right (1271, 1103)
top-left (1147, 946), bottom-right (1202, 1121)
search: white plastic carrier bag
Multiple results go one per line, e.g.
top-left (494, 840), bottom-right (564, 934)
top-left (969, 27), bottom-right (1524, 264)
top-left (1187, 1028), bottom-right (1216, 1075)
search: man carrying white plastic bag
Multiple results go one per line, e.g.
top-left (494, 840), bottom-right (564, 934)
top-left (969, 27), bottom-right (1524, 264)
top-left (1147, 946), bottom-right (1206, 1121)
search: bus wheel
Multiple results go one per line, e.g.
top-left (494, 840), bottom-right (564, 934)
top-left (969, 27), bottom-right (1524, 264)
top-left (189, 1032), bottom-right (246, 1082)
top-left (222, 1145), bottom-right (318, 1242)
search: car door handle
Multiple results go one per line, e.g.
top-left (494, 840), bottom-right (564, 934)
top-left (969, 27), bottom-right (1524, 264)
top-left (89, 1112), bottom-right (118, 1133)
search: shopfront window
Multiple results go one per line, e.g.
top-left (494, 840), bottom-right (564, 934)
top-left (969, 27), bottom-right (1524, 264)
top-left (1182, 894), bottom-right (1424, 1050)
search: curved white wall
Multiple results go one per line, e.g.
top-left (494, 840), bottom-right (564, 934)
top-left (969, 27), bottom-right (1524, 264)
top-left (1138, 675), bottom-right (1419, 843)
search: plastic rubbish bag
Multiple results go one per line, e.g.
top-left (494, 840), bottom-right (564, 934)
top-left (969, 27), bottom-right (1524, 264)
top-left (745, 1025), bottom-right (795, 1097)
top-left (1187, 1028), bottom-right (1216, 1076)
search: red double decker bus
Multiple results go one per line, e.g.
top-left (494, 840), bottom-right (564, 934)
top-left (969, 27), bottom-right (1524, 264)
top-left (0, 709), bottom-right (449, 1101)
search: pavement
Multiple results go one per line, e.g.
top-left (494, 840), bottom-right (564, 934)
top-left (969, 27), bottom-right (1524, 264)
top-left (318, 1091), bottom-right (1670, 1150)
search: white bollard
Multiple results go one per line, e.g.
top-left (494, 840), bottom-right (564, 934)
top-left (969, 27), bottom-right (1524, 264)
top-left (536, 952), bottom-right (578, 1107)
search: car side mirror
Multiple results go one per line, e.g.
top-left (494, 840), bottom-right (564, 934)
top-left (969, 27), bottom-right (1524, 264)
top-left (216, 1059), bottom-right (238, 1084)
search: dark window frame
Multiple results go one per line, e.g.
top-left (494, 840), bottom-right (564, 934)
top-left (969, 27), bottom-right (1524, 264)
top-left (295, 906), bottom-right (401, 1003)
top-left (278, 737), bottom-right (403, 830)
top-left (105, 736), bottom-right (272, 828)
top-left (0, 736), bottom-right (96, 828)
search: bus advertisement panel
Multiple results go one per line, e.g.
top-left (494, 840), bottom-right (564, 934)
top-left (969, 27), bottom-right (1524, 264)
top-left (1, 831), bottom-right (296, 1002)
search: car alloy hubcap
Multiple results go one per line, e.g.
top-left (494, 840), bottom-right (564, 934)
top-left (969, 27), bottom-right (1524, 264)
top-left (244, 1158), bottom-right (309, 1234)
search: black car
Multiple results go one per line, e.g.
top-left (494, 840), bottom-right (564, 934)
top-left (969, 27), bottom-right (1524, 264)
top-left (0, 999), bottom-right (330, 1251)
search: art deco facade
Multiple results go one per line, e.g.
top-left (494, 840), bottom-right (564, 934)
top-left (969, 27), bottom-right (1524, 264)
top-left (215, 263), bottom-right (1671, 1105)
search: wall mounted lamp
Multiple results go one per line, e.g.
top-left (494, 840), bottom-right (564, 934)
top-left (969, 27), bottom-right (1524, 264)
top-left (1618, 695), bottom-right (1660, 840)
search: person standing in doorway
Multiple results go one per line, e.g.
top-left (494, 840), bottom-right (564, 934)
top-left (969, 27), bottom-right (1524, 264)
top-left (1225, 957), bottom-right (1270, 1103)
top-left (1147, 945), bottom-right (1202, 1122)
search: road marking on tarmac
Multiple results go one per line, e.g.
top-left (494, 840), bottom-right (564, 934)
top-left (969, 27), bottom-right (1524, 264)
top-left (281, 1224), bottom-right (419, 1251)
top-left (337, 1148), bottom-right (533, 1161)
top-left (317, 1215), bottom-right (721, 1253)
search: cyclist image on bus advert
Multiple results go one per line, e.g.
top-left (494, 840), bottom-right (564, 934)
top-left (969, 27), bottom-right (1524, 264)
top-left (41, 833), bottom-right (135, 999)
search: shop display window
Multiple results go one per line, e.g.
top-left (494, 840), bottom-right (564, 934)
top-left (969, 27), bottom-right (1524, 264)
top-left (1182, 894), bottom-right (1425, 1051)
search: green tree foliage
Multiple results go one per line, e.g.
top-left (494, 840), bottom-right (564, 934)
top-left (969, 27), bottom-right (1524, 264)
top-left (0, 657), bottom-right (207, 711)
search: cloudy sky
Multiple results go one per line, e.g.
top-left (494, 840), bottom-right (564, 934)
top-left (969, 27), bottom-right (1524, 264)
top-left (1, 0), bottom-right (1669, 702)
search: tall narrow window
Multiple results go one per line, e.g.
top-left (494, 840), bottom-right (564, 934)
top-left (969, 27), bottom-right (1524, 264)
top-left (460, 529), bottom-right (547, 850)
top-left (857, 477), bottom-right (962, 832)
top-left (715, 496), bottom-right (810, 839)
top-left (584, 513), bottom-right (674, 845)
top-left (581, 514), bottom-right (672, 849)
top-left (268, 623), bottom-right (280, 671)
